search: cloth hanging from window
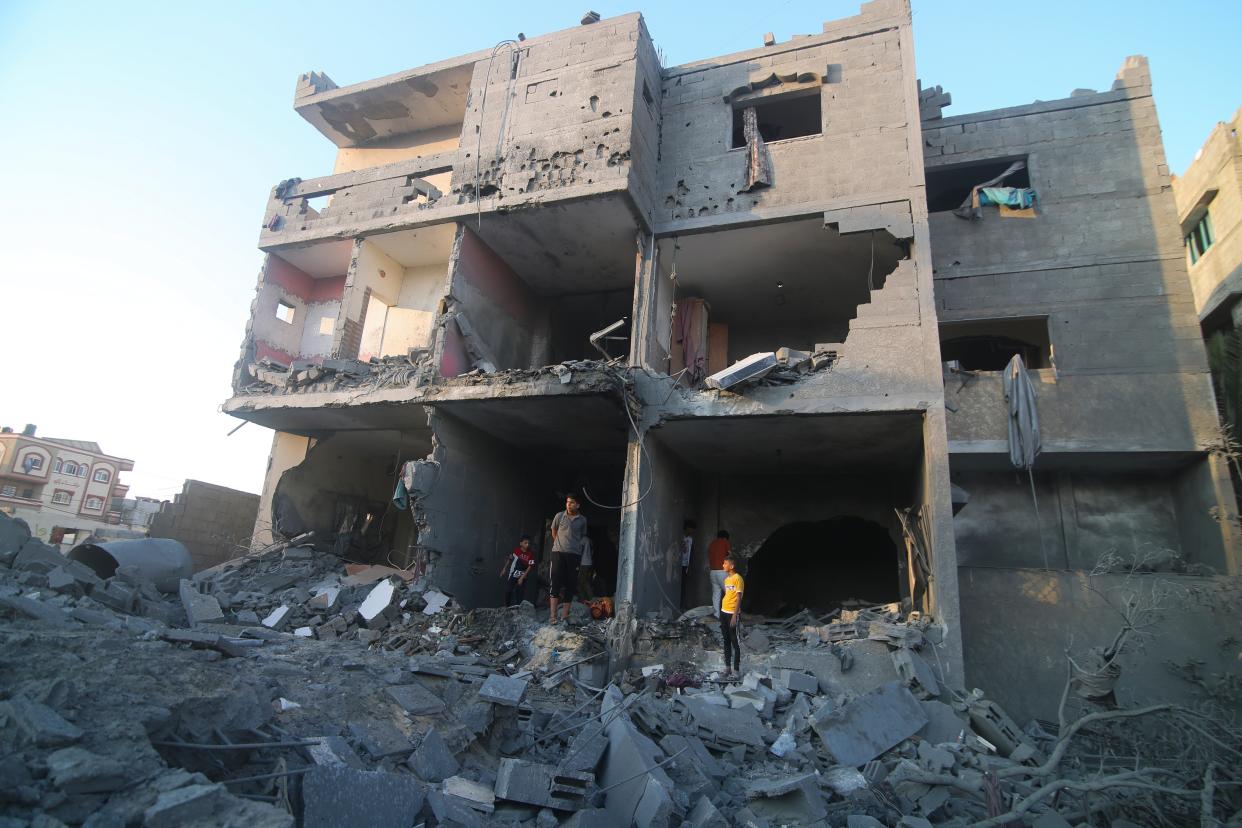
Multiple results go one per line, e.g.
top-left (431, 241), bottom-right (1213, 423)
top-left (740, 106), bottom-right (773, 192)
top-left (1003, 353), bottom-right (1040, 470)
top-left (675, 297), bottom-right (709, 385)
top-left (979, 187), bottom-right (1037, 209)
top-left (953, 160), bottom-right (1027, 219)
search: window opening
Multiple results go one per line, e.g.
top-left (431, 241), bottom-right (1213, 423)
top-left (926, 158), bottom-right (1030, 213)
top-left (85, 496), bottom-right (103, 510)
top-left (94, 469), bottom-right (111, 483)
top-left (1, 485), bottom-right (15, 497)
top-left (63, 461), bottom-right (79, 476)
top-left (318, 316), bottom-right (335, 335)
top-left (52, 490), bottom-right (71, 505)
top-left (1186, 211), bottom-right (1214, 264)
top-left (940, 317), bottom-right (1051, 371)
top-left (730, 92), bottom-right (822, 149)
top-left (21, 488), bottom-right (34, 499)
top-left (276, 301), bottom-right (296, 324)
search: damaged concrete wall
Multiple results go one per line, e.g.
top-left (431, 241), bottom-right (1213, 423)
top-left (442, 225), bottom-right (544, 373)
top-left (617, 432), bottom-right (696, 619)
top-left (960, 567), bottom-right (1242, 722)
top-left (448, 15), bottom-right (644, 210)
top-left (244, 254), bottom-right (347, 370)
top-left (411, 411), bottom-right (547, 608)
top-left (334, 123), bottom-right (461, 196)
top-left (252, 431), bottom-right (311, 548)
top-left (927, 57), bottom-right (1240, 570)
top-left (657, 0), bottom-right (913, 227)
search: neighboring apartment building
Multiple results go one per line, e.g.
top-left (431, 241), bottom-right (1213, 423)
top-left (0, 424), bottom-right (136, 545)
top-left (223, 1), bottom-right (1238, 716)
top-left (1173, 108), bottom-right (1242, 442)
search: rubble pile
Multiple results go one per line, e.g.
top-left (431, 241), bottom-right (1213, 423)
top-left (241, 353), bottom-right (427, 396)
top-left (2, 512), bottom-right (1238, 827)
top-left (705, 346), bottom-right (838, 391)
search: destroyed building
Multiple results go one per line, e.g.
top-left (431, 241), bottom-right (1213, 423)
top-left (223, 0), bottom-right (1239, 725)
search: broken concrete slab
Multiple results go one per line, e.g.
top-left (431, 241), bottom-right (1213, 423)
top-left (408, 728), bottom-right (460, 783)
top-left (495, 758), bottom-right (594, 811)
top-left (0, 594), bottom-right (72, 627)
top-left (443, 775), bottom-right (496, 813)
top-left (302, 765), bottom-right (426, 828)
top-left (705, 351), bottom-right (778, 390)
top-left (775, 668), bottom-right (818, 695)
top-left (309, 586), bottom-right (340, 611)
top-left (918, 699), bottom-right (966, 745)
top-left (347, 720), bottom-right (413, 759)
top-left (46, 747), bottom-right (130, 795)
top-left (421, 588), bottom-right (451, 615)
top-left (1, 695), bottom-right (84, 747)
top-left (479, 673), bottom-right (528, 707)
top-left (307, 735), bottom-right (365, 770)
top-left (659, 733), bottom-right (724, 780)
top-left (143, 783), bottom-right (227, 828)
top-left (678, 696), bottom-right (766, 748)
top-left (686, 795), bottom-right (724, 828)
top-left (179, 579), bottom-right (225, 627)
top-left (745, 773), bottom-right (828, 825)
top-left (359, 579), bottom-right (397, 627)
top-left (812, 681), bottom-right (928, 766)
top-left (386, 682), bottom-right (446, 716)
top-left (261, 605), bottom-right (291, 630)
top-left (892, 648), bottom-right (939, 699)
top-left (561, 721), bottom-right (608, 774)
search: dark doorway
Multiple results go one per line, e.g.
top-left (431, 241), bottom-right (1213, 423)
top-left (744, 516), bottom-right (900, 617)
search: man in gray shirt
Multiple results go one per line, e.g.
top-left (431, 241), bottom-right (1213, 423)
top-left (549, 494), bottom-right (588, 624)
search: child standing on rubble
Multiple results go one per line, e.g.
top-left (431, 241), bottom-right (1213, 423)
top-left (719, 555), bottom-right (744, 678)
top-left (500, 535), bottom-right (535, 607)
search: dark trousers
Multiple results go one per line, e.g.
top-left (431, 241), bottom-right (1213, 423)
top-left (550, 552), bottom-right (580, 602)
top-left (504, 576), bottom-right (525, 607)
top-left (719, 610), bottom-right (740, 671)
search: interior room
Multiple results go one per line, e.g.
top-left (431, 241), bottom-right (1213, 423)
top-left (653, 218), bottom-right (906, 383)
top-left (418, 394), bottom-right (633, 608)
top-left (348, 225), bottom-right (455, 361)
top-left (271, 429), bottom-right (432, 565)
top-left (627, 411), bottom-right (928, 618)
top-left (439, 198), bottom-right (640, 376)
top-left (251, 240), bottom-right (353, 367)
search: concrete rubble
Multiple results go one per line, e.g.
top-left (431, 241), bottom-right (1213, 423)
top-left (1, 509), bottom-right (1239, 826)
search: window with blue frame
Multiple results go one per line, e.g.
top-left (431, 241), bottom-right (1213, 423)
top-left (1186, 211), bottom-right (1214, 264)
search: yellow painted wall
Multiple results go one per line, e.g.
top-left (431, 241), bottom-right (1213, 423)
top-left (333, 125), bottom-right (460, 198)
top-left (252, 431), bottom-right (312, 548)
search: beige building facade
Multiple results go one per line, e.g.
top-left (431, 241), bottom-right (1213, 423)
top-left (1174, 106), bottom-right (1242, 327)
top-left (0, 425), bottom-right (135, 546)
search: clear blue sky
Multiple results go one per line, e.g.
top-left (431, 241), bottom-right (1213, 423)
top-left (1, 1), bottom-right (1238, 500)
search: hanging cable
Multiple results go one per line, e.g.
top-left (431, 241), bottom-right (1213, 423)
top-left (475, 40), bottom-right (519, 230)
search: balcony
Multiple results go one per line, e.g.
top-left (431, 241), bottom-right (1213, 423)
top-left (260, 155), bottom-right (453, 249)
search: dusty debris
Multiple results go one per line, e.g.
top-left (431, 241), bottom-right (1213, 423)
top-left (0, 509), bottom-right (1239, 826)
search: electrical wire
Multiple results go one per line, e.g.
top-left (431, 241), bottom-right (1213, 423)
top-left (475, 40), bottom-right (519, 229)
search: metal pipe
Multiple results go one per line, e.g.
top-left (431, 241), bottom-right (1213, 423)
top-left (69, 538), bottom-right (193, 593)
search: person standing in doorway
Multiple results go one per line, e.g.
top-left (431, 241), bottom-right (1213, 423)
top-left (549, 495), bottom-right (588, 624)
top-left (707, 529), bottom-right (731, 611)
top-left (499, 535), bottom-right (535, 607)
top-left (680, 520), bottom-right (695, 607)
top-left (577, 534), bottom-right (595, 600)
top-left (719, 555), bottom-right (744, 678)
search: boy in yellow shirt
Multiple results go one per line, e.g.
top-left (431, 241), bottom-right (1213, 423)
top-left (719, 555), bottom-right (744, 678)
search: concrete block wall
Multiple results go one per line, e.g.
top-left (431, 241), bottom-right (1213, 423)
top-left (1172, 106), bottom-right (1242, 320)
top-left (448, 15), bottom-right (644, 211)
top-left (148, 480), bottom-right (261, 572)
top-left (656, 0), bottom-right (913, 227)
top-left (927, 61), bottom-right (1227, 460)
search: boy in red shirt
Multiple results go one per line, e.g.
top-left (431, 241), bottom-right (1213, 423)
top-left (500, 535), bottom-right (536, 606)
